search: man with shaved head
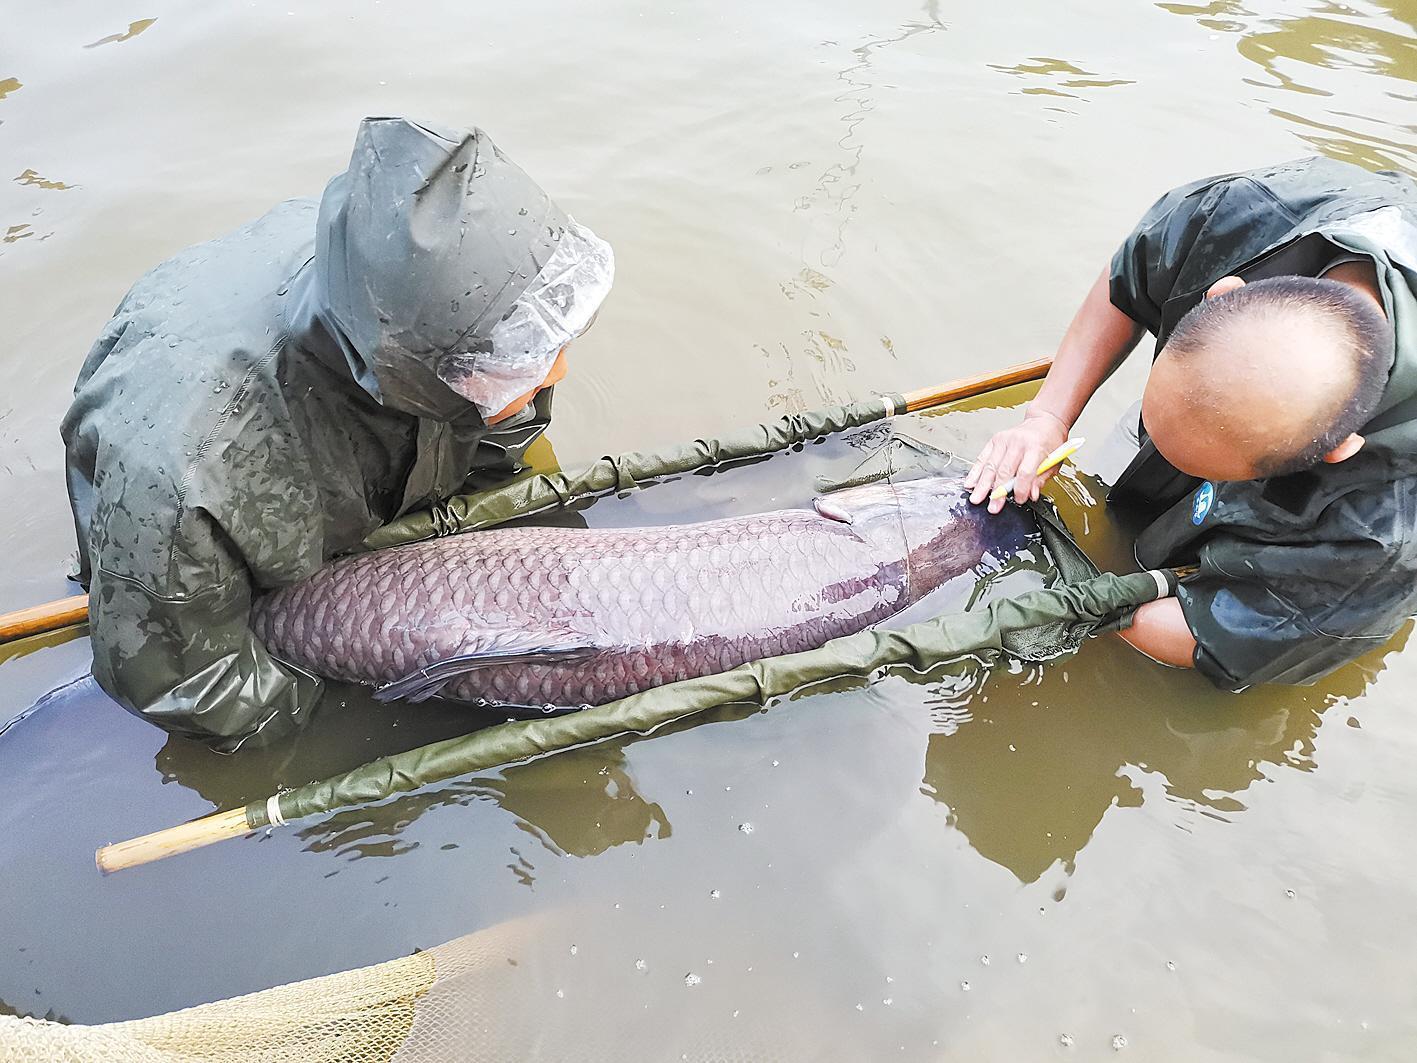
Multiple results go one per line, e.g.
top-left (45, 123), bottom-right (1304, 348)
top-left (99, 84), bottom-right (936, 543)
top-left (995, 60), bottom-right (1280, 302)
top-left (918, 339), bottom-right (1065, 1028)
top-left (968, 159), bottom-right (1417, 689)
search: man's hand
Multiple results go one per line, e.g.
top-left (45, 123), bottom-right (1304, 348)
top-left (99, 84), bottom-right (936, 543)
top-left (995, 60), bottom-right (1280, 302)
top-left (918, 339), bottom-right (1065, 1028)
top-left (962, 267), bottom-right (1145, 515)
top-left (965, 406), bottom-right (1071, 513)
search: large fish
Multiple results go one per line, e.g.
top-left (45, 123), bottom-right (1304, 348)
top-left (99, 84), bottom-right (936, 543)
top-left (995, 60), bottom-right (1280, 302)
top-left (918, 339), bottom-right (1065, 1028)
top-left (251, 475), bottom-right (1034, 713)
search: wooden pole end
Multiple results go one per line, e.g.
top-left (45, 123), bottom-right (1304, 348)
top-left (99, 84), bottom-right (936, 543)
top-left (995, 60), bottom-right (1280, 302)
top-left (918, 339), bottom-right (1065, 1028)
top-left (96, 807), bottom-right (254, 874)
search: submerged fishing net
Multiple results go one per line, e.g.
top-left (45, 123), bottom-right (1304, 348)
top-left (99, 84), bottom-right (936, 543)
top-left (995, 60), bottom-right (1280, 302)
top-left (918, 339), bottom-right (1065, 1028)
top-left (2, 400), bottom-right (1177, 1062)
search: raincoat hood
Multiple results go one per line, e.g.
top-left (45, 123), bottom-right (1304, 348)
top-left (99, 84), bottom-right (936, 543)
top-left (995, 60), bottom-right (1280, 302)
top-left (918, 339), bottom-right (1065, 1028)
top-left (63, 117), bottom-right (583, 750)
top-left (313, 117), bottom-right (573, 422)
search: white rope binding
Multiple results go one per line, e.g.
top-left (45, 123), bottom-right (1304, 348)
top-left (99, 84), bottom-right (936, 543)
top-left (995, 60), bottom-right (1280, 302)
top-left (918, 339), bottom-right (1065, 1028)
top-left (882, 395), bottom-right (897, 417)
top-left (265, 794), bottom-right (287, 828)
top-left (1148, 569), bottom-right (1171, 600)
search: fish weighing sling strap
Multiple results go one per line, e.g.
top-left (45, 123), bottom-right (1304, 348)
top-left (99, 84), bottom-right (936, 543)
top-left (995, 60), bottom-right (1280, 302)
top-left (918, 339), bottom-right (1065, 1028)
top-left (361, 396), bottom-right (904, 550)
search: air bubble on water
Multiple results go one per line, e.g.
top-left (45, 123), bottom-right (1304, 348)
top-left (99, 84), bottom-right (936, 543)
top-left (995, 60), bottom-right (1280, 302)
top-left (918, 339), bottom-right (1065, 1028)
top-left (882, 997), bottom-right (893, 1006)
top-left (885, 975), bottom-right (894, 983)
top-left (1017, 953), bottom-right (1027, 964)
top-left (635, 958), bottom-right (647, 971)
top-left (980, 954), bottom-right (990, 966)
top-left (1059, 1034), bottom-right (1074, 1048)
top-left (684, 973), bottom-right (702, 987)
top-left (569, 944), bottom-right (578, 956)
top-left (710, 889), bottom-right (721, 899)
top-left (960, 980), bottom-right (971, 992)
top-left (792, 951), bottom-right (800, 959)
top-left (738, 822), bottom-right (754, 835)
top-left (555, 989), bottom-right (564, 999)
top-left (1285, 889), bottom-right (1296, 899)
top-left (855, 1003), bottom-right (864, 1012)
top-left (1112, 1035), bottom-right (1128, 1051)
top-left (685, 789), bottom-right (693, 796)
top-left (772, 759), bottom-right (780, 767)
top-left (733, 1010), bottom-right (740, 1018)
top-left (1166, 960), bottom-right (1176, 971)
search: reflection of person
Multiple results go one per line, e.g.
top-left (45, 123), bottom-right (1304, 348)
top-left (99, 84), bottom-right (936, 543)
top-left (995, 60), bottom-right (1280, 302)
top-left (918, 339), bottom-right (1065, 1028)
top-left (967, 159), bottom-right (1417, 689)
top-left (61, 117), bottom-right (613, 750)
top-left (920, 626), bottom-right (1403, 884)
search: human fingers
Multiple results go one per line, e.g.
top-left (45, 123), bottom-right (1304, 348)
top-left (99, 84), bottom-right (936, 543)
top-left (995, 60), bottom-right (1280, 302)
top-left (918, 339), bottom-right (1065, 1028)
top-left (967, 440), bottom-right (1002, 504)
top-left (965, 437), bottom-right (998, 491)
top-left (984, 438), bottom-right (1028, 513)
top-left (1029, 463), bottom-right (1063, 502)
top-left (1011, 444), bottom-right (1047, 503)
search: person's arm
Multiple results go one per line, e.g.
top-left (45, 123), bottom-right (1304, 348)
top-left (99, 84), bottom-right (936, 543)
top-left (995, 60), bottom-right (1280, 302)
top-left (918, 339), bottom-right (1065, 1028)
top-left (1118, 598), bottom-right (1196, 668)
top-left (87, 546), bottom-right (323, 751)
top-left (965, 267), bottom-right (1145, 512)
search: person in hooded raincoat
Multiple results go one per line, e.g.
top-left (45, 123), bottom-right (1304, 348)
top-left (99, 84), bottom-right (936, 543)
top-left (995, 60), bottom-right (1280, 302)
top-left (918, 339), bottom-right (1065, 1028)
top-left (967, 158), bottom-right (1417, 690)
top-left (61, 117), bottom-right (614, 751)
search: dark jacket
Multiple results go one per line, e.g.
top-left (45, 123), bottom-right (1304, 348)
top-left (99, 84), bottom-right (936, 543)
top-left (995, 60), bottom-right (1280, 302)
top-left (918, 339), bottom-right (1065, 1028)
top-left (62, 117), bottom-right (573, 749)
top-left (1107, 157), bottom-right (1417, 689)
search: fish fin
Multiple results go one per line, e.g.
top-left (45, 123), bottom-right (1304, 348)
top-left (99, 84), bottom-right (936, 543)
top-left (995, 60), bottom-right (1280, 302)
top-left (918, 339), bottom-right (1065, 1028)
top-left (812, 494), bottom-right (856, 525)
top-left (374, 630), bottom-right (599, 704)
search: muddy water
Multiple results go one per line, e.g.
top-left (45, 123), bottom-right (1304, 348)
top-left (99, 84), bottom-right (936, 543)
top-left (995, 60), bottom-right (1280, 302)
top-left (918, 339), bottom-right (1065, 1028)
top-left (2, 0), bottom-right (1416, 1057)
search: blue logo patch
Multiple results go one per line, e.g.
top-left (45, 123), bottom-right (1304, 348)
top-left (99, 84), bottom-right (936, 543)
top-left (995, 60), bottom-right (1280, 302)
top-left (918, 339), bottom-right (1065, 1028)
top-left (1191, 481), bottom-right (1216, 525)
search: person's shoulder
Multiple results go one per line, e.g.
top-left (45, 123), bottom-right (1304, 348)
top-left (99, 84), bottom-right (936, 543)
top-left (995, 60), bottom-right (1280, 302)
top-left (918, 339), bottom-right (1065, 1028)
top-left (1325, 474), bottom-right (1417, 562)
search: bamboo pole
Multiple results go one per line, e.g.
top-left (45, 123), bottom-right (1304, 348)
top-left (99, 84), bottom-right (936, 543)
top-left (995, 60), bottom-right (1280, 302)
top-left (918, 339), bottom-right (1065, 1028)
top-left (0, 595), bottom-right (89, 645)
top-left (901, 354), bottom-right (1053, 412)
top-left (96, 808), bottom-right (253, 874)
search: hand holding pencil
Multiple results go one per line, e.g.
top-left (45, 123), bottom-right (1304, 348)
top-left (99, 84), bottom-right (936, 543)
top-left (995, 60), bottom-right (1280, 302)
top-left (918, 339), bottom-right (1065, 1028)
top-left (989, 436), bottom-right (1085, 501)
top-left (965, 411), bottom-right (1084, 513)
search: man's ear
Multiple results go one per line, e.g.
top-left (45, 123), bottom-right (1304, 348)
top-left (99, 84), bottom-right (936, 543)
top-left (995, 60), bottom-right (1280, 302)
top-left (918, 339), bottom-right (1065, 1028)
top-left (1205, 275), bottom-right (1246, 299)
top-left (1323, 433), bottom-right (1365, 464)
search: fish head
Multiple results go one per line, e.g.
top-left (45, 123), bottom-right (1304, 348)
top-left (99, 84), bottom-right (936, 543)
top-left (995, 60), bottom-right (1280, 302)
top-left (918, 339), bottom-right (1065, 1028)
top-left (813, 475), bottom-right (1035, 601)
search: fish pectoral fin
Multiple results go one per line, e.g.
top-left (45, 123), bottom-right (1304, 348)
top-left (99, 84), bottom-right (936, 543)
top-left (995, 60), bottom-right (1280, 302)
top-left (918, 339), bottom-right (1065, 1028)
top-left (374, 631), bottom-right (599, 704)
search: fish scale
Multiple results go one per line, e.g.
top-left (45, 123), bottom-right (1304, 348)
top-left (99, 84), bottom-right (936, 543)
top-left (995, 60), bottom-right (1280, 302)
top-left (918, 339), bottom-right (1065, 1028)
top-left (250, 477), bottom-right (1031, 710)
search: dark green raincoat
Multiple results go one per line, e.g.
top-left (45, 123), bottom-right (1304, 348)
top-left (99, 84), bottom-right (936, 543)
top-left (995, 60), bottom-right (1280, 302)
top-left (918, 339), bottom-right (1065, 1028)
top-left (1107, 158), bottom-right (1417, 689)
top-left (62, 117), bottom-right (579, 750)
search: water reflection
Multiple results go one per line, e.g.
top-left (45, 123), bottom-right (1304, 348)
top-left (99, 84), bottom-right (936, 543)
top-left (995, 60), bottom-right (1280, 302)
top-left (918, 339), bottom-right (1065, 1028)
top-left (987, 57), bottom-right (1136, 100)
top-left (915, 624), bottom-right (1408, 884)
top-left (296, 746), bottom-right (671, 866)
top-left (1158, 0), bottom-right (1417, 172)
top-left (82, 19), bottom-right (157, 50)
top-left (14, 169), bottom-right (74, 191)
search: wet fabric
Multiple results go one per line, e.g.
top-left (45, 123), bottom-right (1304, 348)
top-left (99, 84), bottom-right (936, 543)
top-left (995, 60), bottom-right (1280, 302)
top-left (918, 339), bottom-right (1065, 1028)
top-left (1106, 157), bottom-right (1417, 689)
top-left (61, 117), bottom-right (600, 750)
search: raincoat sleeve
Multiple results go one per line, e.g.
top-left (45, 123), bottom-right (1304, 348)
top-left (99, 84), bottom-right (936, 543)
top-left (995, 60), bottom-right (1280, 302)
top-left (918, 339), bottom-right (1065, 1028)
top-left (1176, 529), bottom-right (1417, 689)
top-left (86, 527), bottom-right (323, 752)
top-left (66, 347), bottom-right (327, 752)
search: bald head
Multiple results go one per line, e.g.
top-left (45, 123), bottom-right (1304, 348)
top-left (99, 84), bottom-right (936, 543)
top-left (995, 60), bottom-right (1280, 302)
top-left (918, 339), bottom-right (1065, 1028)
top-left (1142, 275), bottom-right (1392, 481)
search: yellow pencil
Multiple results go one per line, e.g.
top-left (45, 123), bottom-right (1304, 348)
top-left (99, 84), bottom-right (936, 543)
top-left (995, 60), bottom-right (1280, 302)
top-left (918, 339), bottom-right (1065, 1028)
top-left (989, 436), bottom-right (1085, 501)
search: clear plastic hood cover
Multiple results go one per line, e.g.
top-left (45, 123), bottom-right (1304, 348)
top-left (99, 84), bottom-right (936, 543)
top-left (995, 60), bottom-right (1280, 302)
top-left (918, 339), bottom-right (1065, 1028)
top-left (437, 219), bottom-right (614, 416)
